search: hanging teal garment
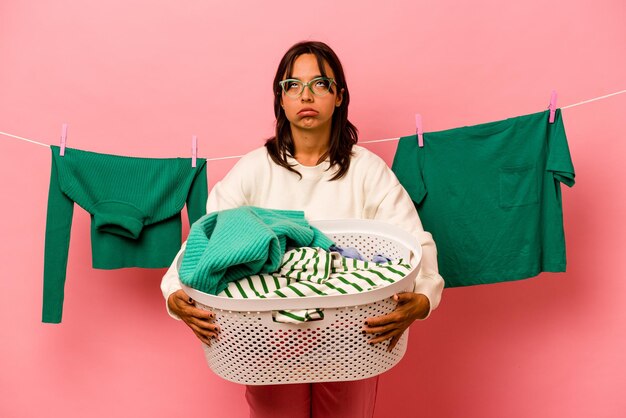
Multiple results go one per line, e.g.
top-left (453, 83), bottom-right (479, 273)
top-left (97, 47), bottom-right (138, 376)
top-left (392, 109), bottom-right (575, 287)
top-left (43, 145), bottom-right (208, 323)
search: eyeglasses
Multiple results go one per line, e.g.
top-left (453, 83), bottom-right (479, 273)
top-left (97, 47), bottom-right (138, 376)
top-left (278, 77), bottom-right (336, 98)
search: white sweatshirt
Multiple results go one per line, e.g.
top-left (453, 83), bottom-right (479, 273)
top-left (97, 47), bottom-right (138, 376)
top-left (161, 145), bottom-right (444, 318)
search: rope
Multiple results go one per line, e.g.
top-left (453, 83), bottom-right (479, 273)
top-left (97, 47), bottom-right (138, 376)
top-left (2, 89), bottom-right (624, 157)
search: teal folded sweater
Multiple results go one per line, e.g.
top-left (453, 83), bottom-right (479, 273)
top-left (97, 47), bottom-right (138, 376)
top-left (179, 206), bottom-right (334, 295)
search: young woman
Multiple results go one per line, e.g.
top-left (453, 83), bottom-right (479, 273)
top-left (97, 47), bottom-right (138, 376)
top-left (161, 41), bottom-right (444, 418)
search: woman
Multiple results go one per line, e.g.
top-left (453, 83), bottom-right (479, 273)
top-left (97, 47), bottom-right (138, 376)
top-left (161, 41), bottom-right (444, 418)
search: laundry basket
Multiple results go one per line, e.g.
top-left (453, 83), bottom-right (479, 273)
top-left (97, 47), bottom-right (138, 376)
top-left (181, 219), bottom-right (422, 385)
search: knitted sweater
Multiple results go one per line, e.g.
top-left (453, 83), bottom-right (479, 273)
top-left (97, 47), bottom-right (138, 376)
top-left (179, 207), bottom-right (334, 295)
top-left (161, 145), bottom-right (444, 318)
top-left (44, 145), bottom-right (207, 323)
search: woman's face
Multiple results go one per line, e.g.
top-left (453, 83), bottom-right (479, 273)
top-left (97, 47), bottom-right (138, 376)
top-left (280, 53), bottom-right (343, 136)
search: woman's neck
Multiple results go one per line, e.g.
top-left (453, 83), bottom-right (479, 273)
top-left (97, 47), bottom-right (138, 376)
top-left (291, 126), bottom-right (331, 167)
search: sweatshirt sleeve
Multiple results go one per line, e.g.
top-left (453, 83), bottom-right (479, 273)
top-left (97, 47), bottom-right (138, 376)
top-left (160, 155), bottom-right (252, 319)
top-left (374, 183), bottom-right (444, 318)
top-left (204, 156), bottom-right (253, 213)
top-left (364, 152), bottom-right (444, 318)
top-left (42, 147), bottom-right (75, 323)
top-left (160, 242), bottom-right (187, 319)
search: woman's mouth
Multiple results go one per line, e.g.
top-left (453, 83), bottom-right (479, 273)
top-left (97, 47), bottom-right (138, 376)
top-left (297, 108), bottom-right (318, 117)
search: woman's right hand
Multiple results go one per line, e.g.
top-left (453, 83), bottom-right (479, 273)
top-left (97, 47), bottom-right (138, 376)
top-left (167, 289), bottom-right (220, 346)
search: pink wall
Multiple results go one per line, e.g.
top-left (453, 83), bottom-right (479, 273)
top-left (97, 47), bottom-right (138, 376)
top-left (1, 1), bottom-right (625, 417)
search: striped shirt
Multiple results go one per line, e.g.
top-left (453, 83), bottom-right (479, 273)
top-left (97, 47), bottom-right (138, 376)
top-left (218, 247), bottom-right (412, 323)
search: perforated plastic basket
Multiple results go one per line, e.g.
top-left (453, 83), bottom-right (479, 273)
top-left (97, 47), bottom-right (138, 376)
top-left (181, 219), bottom-right (422, 385)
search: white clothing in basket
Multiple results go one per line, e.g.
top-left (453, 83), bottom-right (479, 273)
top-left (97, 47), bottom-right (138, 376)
top-left (219, 247), bottom-right (412, 323)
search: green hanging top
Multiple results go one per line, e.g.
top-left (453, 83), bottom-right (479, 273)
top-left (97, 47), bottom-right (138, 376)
top-left (43, 145), bottom-right (208, 323)
top-left (392, 109), bottom-right (575, 287)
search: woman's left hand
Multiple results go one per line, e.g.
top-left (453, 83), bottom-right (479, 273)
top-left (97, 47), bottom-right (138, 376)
top-left (363, 292), bottom-right (430, 352)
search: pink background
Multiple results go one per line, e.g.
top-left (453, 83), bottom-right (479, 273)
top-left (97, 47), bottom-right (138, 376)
top-left (1, 1), bottom-right (625, 417)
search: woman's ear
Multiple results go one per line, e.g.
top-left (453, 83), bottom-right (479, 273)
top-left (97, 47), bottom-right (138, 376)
top-left (336, 88), bottom-right (345, 107)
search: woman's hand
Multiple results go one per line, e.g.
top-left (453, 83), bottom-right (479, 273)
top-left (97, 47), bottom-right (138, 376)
top-left (362, 292), bottom-right (430, 352)
top-left (167, 289), bottom-right (220, 346)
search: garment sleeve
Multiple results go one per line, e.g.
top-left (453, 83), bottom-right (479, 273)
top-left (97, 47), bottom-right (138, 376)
top-left (204, 157), bottom-right (252, 213)
top-left (160, 242), bottom-right (187, 319)
top-left (546, 109), bottom-right (575, 187)
top-left (160, 155), bottom-right (252, 319)
top-left (391, 136), bottom-right (428, 206)
top-left (186, 160), bottom-right (208, 225)
top-left (368, 155), bottom-right (444, 318)
top-left (42, 147), bottom-right (75, 323)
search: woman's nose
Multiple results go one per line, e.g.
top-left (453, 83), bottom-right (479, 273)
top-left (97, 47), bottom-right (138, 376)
top-left (300, 86), bottom-right (314, 102)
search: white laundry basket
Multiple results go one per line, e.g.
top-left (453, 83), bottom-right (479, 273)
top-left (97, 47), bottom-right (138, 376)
top-left (181, 219), bottom-right (422, 385)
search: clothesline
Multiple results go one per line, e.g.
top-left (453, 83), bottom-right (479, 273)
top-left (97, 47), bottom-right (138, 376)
top-left (1, 89), bottom-right (624, 161)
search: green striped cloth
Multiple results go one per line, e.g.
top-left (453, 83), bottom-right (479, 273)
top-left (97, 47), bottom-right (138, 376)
top-left (218, 247), bottom-right (412, 323)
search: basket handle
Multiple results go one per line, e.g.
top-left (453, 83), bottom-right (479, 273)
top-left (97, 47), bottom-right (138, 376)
top-left (271, 309), bottom-right (325, 324)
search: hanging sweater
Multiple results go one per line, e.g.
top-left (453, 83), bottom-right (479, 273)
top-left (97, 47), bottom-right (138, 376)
top-left (179, 206), bottom-right (334, 295)
top-left (161, 145), bottom-right (444, 318)
top-left (44, 145), bottom-right (207, 323)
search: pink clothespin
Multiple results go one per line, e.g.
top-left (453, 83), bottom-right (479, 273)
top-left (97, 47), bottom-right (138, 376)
top-left (416, 114), bottom-right (424, 147)
top-left (548, 90), bottom-right (557, 124)
top-left (60, 123), bottom-right (68, 156)
top-left (192, 135), bottom-right (198, 168)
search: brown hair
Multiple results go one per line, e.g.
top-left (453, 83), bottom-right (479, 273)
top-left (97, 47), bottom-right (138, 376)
top-left (265, 41), bottom-right (358, 180)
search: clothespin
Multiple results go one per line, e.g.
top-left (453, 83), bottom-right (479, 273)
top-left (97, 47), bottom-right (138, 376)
top-left (60, 123), bottom-right (68, 156)
top-left (416, 114), bottom-right (424, 147)
top-left (548, 90), bottom-right (557, 124)
top-left (191, 135), bottom-right (197, 168)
